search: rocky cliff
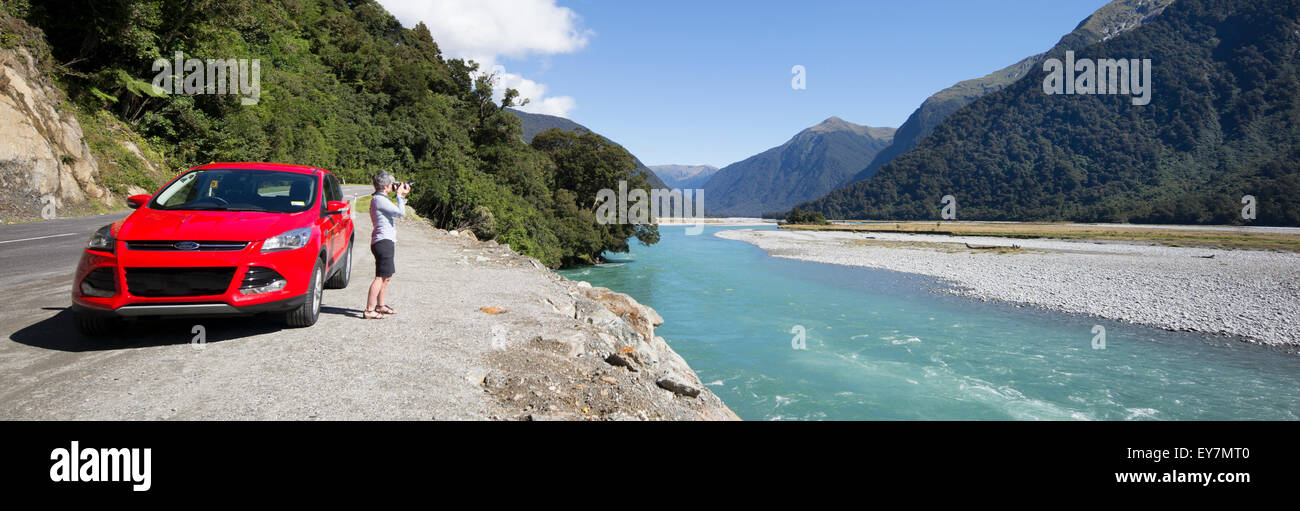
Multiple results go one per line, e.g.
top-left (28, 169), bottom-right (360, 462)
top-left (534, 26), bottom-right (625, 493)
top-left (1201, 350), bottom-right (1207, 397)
top-left (0, 46), bottom-right (110, 220)
top-left (455, 228), bottom-right (739, 420)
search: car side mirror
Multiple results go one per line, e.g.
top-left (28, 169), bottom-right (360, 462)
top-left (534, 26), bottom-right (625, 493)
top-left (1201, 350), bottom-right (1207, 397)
top-left (326, 200), bottom-right (349, 215)
top-left (127, 195), bottom-right (150, 209)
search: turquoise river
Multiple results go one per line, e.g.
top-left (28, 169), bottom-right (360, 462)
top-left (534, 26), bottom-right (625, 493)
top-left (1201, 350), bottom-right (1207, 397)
top-left (558, 225), bottom-right (1300, 420)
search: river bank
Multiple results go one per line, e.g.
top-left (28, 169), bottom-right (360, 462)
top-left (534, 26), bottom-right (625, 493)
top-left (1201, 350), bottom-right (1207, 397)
top-left (0, 209), bottom-right (737, 420)
top-left (716, 228), bottom-right (1300, 347)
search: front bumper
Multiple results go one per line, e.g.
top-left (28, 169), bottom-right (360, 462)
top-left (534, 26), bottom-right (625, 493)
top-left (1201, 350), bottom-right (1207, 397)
top-left (71, 293), bottom-right (306, 318)
top-left (70, 237), bottom-right (317, 317)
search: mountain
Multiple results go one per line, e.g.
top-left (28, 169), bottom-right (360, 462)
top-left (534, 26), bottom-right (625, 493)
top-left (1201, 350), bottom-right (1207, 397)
top-left (844, 0), bottom-right (1175, 184)
top-left (649, 164), bottom-right (718, 189)
top-left (799, 0), bottom-right (1300, 226)
top-left (701, 117), bottom-right (895, 217)
top-left (506, 108), bottom-right (667, 189)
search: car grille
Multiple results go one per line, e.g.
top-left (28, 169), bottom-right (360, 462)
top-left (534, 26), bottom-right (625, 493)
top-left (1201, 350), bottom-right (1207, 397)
top-left (125, 241), bottom-right (249, 251)
top-left (125, 267), bottom-right (237, 297)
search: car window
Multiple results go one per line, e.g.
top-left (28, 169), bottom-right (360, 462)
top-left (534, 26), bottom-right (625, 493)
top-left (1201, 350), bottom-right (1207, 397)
top-left (150, 169), bottom-right (317, 213)
top-left (325, 174), bottom-right (342, 202)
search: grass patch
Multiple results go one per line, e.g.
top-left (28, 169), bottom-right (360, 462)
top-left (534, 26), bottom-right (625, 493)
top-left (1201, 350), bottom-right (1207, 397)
top-left (789, 221), bottom-right (1300, 252)
top-left (843, 238), bottom-right (1033, 254)
top-left (77, 108), bottom-right (171, 195)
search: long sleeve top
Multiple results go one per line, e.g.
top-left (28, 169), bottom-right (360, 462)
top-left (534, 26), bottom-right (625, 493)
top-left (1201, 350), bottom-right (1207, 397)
top-left (369, 193), bottom-right (407, 245)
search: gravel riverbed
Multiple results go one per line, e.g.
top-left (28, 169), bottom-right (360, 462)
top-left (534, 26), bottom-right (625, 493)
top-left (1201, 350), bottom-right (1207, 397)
top-left (716, 228), bottom-right (1300, 346)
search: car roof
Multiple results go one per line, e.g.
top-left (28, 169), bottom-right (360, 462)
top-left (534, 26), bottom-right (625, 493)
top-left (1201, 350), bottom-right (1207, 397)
top-left (189, 162), bottom-right (328, 175)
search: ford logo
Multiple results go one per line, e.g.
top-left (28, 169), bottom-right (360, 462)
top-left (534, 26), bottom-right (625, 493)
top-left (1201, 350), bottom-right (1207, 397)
top-left (173, 241), bottom-right (200, 250)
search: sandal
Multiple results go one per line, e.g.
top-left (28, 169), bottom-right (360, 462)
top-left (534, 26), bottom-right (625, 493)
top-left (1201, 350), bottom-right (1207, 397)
top-left (376, 304), bottom-right (397, 315)
top-left (363, 309), bottom-right (386, 319)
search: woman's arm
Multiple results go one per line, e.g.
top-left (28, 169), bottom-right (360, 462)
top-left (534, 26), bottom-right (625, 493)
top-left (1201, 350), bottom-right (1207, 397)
top-left (372, 194), bottom-right (407, 218)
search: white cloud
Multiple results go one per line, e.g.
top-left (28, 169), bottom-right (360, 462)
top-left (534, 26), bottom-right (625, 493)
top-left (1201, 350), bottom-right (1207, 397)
top-left (378, 0), bottom-right (586, 117)
top-left (489, 66), bottom-right (578, 117)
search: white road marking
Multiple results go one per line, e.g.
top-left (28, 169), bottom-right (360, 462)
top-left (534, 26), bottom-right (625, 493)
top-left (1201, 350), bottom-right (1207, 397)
top-left (0, 232), bottom-right (79, 244)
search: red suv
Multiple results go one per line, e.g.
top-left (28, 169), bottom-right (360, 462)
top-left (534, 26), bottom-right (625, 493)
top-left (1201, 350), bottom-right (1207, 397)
top-left (71, 162), bottom-right (355, 335)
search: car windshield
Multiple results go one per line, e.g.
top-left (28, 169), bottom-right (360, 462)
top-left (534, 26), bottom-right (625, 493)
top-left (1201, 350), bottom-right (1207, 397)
top-left (151, 169), bottom-right (318, 213)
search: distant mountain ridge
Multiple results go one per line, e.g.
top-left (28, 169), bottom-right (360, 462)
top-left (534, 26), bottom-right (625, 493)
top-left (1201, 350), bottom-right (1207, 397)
top-left (702, 117), bottom-right (895, 217)
top-left (844, 0), bottom-right (1175, 184)
top-left (506, 108), bottom-right (667, 189)
top-left (799, 0), bottom-right (1300, 226)
top-left (649, 164), bottom-right (719, 189)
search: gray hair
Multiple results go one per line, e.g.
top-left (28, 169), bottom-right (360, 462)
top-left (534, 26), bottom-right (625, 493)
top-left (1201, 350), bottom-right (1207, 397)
top-left (372, 171), bottom-right (395, 192)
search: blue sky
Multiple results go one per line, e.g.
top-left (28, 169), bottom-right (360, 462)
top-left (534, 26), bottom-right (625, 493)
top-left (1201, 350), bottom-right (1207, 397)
top-left (382, 0), bottom-right (1111, 168)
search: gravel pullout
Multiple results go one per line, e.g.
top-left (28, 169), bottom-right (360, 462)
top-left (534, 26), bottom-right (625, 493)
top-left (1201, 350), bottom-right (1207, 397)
top-left (716, 228), bottom-right (1300, 346)
top-left (0, 210), bottom-right (738, 420)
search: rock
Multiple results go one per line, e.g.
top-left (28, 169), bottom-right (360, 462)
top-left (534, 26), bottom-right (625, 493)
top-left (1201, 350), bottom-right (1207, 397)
top-left (604, 352), bottom-right (639, 371)
top-left (656, 374), bottom-right (702, 398)
top-left (526, 413), bottom-right (572, 421)
top-left (606, 412), bottom-right (640, 421)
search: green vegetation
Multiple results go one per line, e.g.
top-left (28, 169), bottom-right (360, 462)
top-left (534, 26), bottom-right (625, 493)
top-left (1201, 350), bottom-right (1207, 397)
top-left (843, 0), bottom-right (1175, 186)
top-left (784, 222), bottom-right (1300, 252)
top-left (783, 208), bottom-right (829, 225)
top-left (508, 108), bottom-right (667, 189)
top-left (801, 0), bottom-right (1300, 227)
top-left (17, 0), bottom-right (656, 267)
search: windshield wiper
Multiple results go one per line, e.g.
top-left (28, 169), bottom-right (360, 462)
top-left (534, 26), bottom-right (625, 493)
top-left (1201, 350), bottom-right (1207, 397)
top-left (165, 205), bottom-right (229, 211)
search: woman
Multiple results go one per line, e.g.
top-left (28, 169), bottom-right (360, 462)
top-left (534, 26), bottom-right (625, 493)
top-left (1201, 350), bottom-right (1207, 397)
top-left (364, 171), bottom-right (409, 319)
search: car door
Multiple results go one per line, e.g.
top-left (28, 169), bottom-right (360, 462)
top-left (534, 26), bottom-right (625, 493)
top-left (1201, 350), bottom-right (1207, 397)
top-left (322, 173), bottom-right (347, 266)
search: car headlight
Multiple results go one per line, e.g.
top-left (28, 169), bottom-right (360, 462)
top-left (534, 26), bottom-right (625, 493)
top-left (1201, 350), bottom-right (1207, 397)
top-left (86, 224), bottom-right (115, 253)
top-left (261, 227), bottom-right (312, 253)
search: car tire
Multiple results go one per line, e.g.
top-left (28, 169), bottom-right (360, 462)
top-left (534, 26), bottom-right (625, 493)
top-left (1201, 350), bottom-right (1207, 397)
top-left (284, 258), bottom-right (324, 328)
top-left (74, 312), bottom-right (119, 337)
top-left (324, 239), bottom-right (352, 289)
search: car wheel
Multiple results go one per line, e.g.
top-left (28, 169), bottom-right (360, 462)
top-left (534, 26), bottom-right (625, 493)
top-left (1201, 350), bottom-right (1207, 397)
top-left (74, 312), bottom-right (119, 337)
top-left (284, 259), bottom-right (323, 328)
top-left (324, 239), bottom-right (352, 289)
